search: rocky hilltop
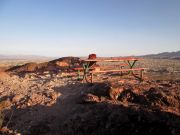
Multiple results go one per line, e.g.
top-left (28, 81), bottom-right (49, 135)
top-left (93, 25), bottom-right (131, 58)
top-left (7, 57), bottom-right (81, 74)
top-left (0, 56), bottom-right (180, 135)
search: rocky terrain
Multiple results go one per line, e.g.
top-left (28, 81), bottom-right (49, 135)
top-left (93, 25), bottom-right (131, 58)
top-left (7, 57), bottom-right (81, 73)
top-left (0, 57), bottom-right (180, 135)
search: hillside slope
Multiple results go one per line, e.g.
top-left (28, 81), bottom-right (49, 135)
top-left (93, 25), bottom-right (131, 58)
top-left (141, 51), bottom-right (180, 59)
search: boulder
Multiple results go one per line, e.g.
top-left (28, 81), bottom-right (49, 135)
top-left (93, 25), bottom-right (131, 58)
top-left (90, 82), bottom-right (123, 100)
top-left (7, 63), bottom-right (38, 73)
top-left (81, 93), bottom-right (100, 103)
top-left (6, 57), bottom-right (82, 74)
top-left (47, 92), bottom-right (61, 100)
top-left (0, 72), bottom-right (10, 80)
top-left (12, 94), bottom-right (24, 103)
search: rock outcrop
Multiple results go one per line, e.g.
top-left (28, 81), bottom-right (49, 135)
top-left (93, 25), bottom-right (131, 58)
top-left (7, 57), bottom-right (82, 74)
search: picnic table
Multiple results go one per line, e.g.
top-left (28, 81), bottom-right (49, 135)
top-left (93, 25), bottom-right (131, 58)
top-left (74, 57), bottom-right (146, 83)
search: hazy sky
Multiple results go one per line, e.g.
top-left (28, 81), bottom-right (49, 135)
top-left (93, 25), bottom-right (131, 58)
top-left (0, 0), bottom-right (180, 57)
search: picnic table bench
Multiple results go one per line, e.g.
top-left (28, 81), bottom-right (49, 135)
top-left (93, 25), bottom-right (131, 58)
top-left (73, 57), bottom-right (146, 83)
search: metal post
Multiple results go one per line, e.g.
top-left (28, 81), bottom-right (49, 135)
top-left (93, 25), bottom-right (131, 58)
top-left (140, 70), bottom-right (144, 80)
top-left (127, 60), bottom-right (137, 75)
top-left (77, 70), bottom-right (81, 80)
top-left (120, 66), bottom-right (123, 76)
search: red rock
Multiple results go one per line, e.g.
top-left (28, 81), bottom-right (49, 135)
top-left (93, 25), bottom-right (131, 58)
top-left (81, 93), bottom-right (100, 103)
top-left (12, 94), bottom-right (24, 103)
top-left (88, 54), bottom-right (97, 59)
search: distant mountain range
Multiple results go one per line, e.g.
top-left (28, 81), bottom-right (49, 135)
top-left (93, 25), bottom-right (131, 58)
top-left (0, 51), bottom-right (180, 60)
top-left (140, 51), bottom-right (180, 59)
top-left (0, 55), bottom-right (54, 60)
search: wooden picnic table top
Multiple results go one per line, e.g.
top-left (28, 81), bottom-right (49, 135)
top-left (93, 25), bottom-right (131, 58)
top-left (82, 57), bottom-right (143, 62)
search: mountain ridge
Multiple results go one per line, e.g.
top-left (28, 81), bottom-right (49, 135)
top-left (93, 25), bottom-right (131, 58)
top-left (0, 55), bottom-right (56, 60)
top-left (140, 51), bottom-right (180, 59)
top-left (0, 51), bottom-right (180, 60)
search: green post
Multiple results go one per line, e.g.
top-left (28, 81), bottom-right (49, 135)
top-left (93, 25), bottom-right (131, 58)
top-left (127, 60), bottom-right (137, 74)
top-left (77, 70), bottom-right (81, 80)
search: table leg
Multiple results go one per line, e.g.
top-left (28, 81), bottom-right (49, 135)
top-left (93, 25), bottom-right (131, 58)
top-left (82, 62), bottom-right (94, 83)
top-left (90, 73), bottom-right (93, 83)
top-left (84, 61), bottom-right (97, 83)
top-left (127, 60), bottom-right (137, 74)
top-left (120, 66), bottom-right (123, 76)
top-left (140, 69), bottom-right (144, 80)
top-left (127, 60), bottom-right (137, 68)
top-left (82, 63), bottom-right (89, 82)
top-left (127, 60), bottom-right (144, 81)
top-left (77, 70), bottom-right (81, 80)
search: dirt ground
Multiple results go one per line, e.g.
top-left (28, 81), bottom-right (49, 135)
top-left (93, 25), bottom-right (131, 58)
top-left (0, 58), bottom-right (180, 135)
top-left (0, 70), bottom-right (179, 135)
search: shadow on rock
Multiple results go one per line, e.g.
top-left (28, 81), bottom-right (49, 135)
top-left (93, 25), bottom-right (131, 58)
top-left (1, 82), bottom-right (180, 135)
top-left (59, 103), bottom-right (180, 135)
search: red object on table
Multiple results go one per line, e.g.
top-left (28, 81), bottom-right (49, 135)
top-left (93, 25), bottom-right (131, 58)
top-left (88, 54), bottom-right (97, 59)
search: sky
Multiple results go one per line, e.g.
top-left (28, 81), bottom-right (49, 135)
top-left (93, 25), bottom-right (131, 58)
top-left (0, 0), bottom-right (180, 57)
